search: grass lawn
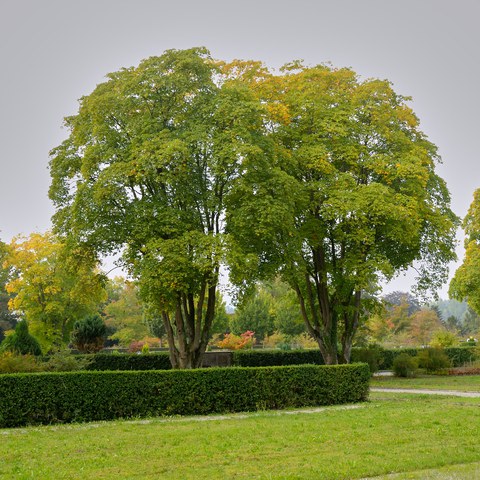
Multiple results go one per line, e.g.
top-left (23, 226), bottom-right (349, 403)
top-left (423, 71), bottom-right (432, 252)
top-left (371, 374), bottom-right (480, 392)
top-left (1, 393), bottom-right (480, 479)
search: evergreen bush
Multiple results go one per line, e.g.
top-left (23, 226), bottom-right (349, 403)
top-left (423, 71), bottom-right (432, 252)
top-left (0, 321), bottom-right (42, 356)
top-left (71, 315), bottom-right (107, 353)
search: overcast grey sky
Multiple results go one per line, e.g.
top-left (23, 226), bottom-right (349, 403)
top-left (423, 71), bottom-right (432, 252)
top-left (1, 0), bottom-right (479, 297)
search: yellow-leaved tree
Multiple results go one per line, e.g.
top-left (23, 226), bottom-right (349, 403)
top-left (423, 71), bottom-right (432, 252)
top-left (4, 232), bottom-right (107, 352)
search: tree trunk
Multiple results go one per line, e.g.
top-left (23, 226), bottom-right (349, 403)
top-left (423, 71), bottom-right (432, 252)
top-left (294, 282), bottom-right (339, 365)
top-left (162, 284), bottom-right (216, 369)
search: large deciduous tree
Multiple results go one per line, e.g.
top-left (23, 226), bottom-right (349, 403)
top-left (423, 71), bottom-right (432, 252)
top-left (49, 48), bottom-right (268, 368)
top-left (227, 62), bottom-right (458, 364)
top-left (450, 189), bottom-right (480, 313)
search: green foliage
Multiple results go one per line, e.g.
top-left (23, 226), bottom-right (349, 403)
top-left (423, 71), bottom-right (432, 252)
top-left (209, 294), bottom-right (230, 336)
top-left (416, 348), bottom-right (451, 373)
top-left (0, 321), bottom-right (42, 356)
top-left (0, 364), bottom-right (370, 427)
top-left (383, 291), bottom-right (421, 317)
top-left (264, 278), bottom-right (306, 336)
top-left (450, 189), bottom-right (480, 314)
top-left (227, 61), bottom-right (458, 365)
top-left (70, 315), bottom-right (107, 353)
top-left (392, 353), bottom-right (418, 377)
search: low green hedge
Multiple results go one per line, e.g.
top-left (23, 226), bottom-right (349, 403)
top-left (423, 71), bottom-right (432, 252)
top-left (232, 347), bottom-right (477, 370)
top-left (82, 352), bottom-right (172, 371)
top-left (0, 364), bottom-right (369, 428)
top-left (232, 349), bottom-right (325, 367)
top-left (38, 346), bottom-right (476, 373)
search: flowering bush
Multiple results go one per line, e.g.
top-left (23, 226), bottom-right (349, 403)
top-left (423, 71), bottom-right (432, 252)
top-left (216, 331), bottom-right (255, 350)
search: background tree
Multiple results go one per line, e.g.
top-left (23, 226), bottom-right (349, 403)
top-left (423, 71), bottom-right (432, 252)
top-left (263, 278), bottom-right (306, 337)
top-left (49, 48), bottom-right (269, 368)
top-left (228, 62), bottom-right (458, 364)
top-left (0, 241), bottom-right (19, 342)
top-left (408, 308), bottom-right (443, 346)
top-left (4, 232), bottom-right (106, 352)
top-left (230, 289), bottom-right (275, 341)
top-left (462, 306), bottom-right (480, 337)
top-left (383, 291), bottom-right (421, 317)
top-left (103, 278), bottom-right (150, 346)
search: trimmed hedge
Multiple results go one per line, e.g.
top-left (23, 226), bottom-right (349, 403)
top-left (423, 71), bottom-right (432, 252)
top-left (39, 346), bottom-right (477, 372)
top-left (82, 352), bottom-right (172, 371)
top-left (233, 347), bottom-right (477, 369)
top-left (0, 364), bottom-right (370, 428)
top-left (232, 349), bottom-right (325, 367)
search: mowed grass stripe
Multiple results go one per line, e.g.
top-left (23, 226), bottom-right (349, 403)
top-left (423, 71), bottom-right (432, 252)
top-left (371, 374), bottom-right (480, 392)
top-left (1, 396), bottom-right (480, 479)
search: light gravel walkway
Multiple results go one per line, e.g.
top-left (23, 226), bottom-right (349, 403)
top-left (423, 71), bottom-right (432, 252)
top-left (371, 387), bottom-right (480, 398)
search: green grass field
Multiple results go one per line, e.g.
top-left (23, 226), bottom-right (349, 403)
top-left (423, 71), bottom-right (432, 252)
top-left (1, 387), bottom-right (480, 479)
top-left (371, 374), bottom-right (480, 392)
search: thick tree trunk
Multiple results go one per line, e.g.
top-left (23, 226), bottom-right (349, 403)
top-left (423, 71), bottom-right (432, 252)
top-left (162, 284), bottom-right (217, 369)
top-left (294, 281), bottom-right (339, 365)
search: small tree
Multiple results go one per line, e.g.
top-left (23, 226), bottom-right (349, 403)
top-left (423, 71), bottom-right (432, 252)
top-left (70, 315), bottom-right (107, 353)
top-left (0, 321), bottom-right (42, 355)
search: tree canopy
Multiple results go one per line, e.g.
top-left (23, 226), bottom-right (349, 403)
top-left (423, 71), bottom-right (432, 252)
top-left (227, 61), bottom-right (458, 363)
top-left (49, 48), bottom-right (269, 368)
top-left (49, 48), bottom-right (458, 366)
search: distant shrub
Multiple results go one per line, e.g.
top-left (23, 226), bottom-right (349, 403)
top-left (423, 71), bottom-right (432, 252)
top-left (71, 315), bottom-right (107, 353)
top-left (417, 348), bottom-right (451, 373)
top-left (263, 332), bottom-right (288, 349)
top-left (0, 321), bottom-right (42, 356)
top-left (352, 344), bottom-right (384, 375)
top-left (0, 352), bottom-right (43, 373)
top-left (429, 331), bottom-right (459, 348)
top-left (42, 351), bottom-right (92, 372)
top-left (392, 353), bottom-right (418, 378)
top-left (289, 333), bottom-right (318, 349)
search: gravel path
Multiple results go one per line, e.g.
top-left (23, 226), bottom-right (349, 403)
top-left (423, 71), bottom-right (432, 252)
top-left (371, 387), bottom-right (480, 398)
